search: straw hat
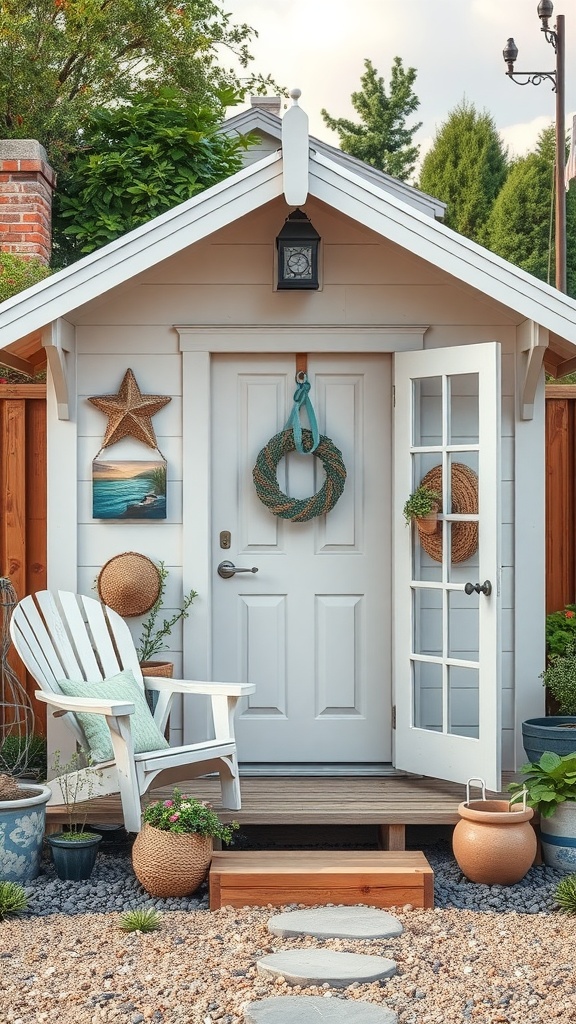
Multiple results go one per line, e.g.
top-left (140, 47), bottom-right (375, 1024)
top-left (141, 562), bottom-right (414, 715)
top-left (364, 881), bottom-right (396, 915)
top-left (97, 552), bottom-right (161, 617)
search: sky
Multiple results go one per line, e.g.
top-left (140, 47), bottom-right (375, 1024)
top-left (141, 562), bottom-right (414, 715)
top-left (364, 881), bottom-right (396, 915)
top-left (230, 0), bottom-right (576, 168)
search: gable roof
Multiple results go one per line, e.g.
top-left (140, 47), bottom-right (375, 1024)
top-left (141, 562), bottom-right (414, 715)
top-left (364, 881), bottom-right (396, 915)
top-left (223, 104), bottom-right (447, 220)
top-left (1, 141), bottom-right (576, 373)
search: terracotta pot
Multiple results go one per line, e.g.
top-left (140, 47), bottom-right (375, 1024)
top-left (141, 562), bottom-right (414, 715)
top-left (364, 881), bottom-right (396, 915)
top-left (452, 799), bottom-right (537, 885)
top-left (132, 822), bottom-right (212, 897)
top-left (139, 661), bottom-right (173, 678)
top-left (416, 507), bottom-right (439, 535)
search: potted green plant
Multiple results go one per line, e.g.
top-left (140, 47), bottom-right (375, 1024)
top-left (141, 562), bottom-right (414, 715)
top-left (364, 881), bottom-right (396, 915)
top-left (522, 635), bottom-right (576, 763)
top-left (0, 772), bottom-right (52, 883)
top-left (131, 787), bottom-right (238, 898)
top-left (403, 485), bottom-right (442, 535)
top-left (45, 750), bottom-right (103, 881)
top-left (137, 562), bottom-right (198, 678)
top-left (509, 751), bottom-right (576, 870)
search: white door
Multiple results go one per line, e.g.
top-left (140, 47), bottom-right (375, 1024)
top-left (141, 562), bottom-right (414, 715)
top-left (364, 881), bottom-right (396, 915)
top-left (211, 353), bottom-right (391, 763)
top-left (393, 343), bottom-right (501, 791)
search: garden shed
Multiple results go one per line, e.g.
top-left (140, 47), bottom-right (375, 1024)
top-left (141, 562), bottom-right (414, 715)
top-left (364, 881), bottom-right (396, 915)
top-left (2, 95), bottom-right (576, 794)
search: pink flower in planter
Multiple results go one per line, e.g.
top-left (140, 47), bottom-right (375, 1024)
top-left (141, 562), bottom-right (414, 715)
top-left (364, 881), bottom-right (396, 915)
top-left (163, 800), bottom-right (174, 808)
top-left (169, 813), bottom-right (180, 822)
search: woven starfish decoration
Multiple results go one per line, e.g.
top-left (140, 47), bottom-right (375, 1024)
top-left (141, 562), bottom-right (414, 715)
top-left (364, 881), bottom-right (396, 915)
top-left (88, 368), bottom-right (171, 449)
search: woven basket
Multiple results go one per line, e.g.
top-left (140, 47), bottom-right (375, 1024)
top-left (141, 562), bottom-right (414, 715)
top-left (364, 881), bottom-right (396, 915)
top-left (139, 661), bottom-right (174, 679)
top-left (97, 552), bottom-right (161, 617)
top-left (418, 463), bottom-right (478, 564)
top-left (132, 823), bottom-right (212, 897)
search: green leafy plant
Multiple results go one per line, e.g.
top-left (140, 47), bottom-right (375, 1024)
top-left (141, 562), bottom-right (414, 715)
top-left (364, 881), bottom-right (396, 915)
top-left (402, 485), bottom-right (442, 524)
top-left (0, 734), bottom-right (47, 780)
top-left (0, 253), bottom-right (50, 305)
top-left (540, 639), bottom-right (576, 714)
top-left (137, 562), bottom-right (198, 663)
top-left (508, 751), bottom-right (576, 818)
top-left (545, 606), bottom-right (576, 659)
top-left (51, 750), bottom-right (102, 840)
top-left (555, 874), bottom-right (576, 913)
top-left (119, 907), bottom-right (162, 933)
top-left (0, 881), bottom-right (27, 920)
top-left (143, 788), bottom-right (238, 844)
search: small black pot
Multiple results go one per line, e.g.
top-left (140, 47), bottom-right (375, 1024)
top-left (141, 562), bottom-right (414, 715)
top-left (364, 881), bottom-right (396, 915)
top-left (46, 832), bottom-right (102, 881)
top-left (522, 716), bottom-right (576, 764)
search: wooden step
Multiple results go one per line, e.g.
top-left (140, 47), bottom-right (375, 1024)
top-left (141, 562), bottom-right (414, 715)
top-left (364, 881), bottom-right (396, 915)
top-left (209, 850), bottom-right (434, 911)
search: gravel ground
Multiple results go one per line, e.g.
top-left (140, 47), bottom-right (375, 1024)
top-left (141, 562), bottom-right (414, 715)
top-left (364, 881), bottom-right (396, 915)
top-left (1, 837), bottom-right (574, 1023)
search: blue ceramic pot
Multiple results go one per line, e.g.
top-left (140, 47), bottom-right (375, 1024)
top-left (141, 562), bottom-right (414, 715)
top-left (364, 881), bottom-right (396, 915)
top-left (47, 832), bottom-right (102, 880)
top-left (522, 717), bottom-right (576, 764)
top-left (0, 783), bottom-right (52, 882)
top-left (540, 801), bottom-right (576, 870)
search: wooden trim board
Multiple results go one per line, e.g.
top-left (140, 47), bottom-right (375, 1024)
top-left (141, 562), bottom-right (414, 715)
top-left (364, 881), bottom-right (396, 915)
top-left (209, 850), bottom-right (434, 910)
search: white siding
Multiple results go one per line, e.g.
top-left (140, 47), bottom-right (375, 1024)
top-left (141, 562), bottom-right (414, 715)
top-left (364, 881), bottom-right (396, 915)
top-left (67, 196), bottom-right (533, 767)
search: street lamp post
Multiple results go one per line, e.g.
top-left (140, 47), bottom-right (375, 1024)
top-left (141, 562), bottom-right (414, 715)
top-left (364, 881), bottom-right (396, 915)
top-left (503, 2), bottom-right (566, 293)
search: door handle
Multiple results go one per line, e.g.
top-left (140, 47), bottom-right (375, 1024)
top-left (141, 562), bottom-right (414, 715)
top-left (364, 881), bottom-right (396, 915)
top-left (217, 560), bottom-right (259, 579)
top-left (464, 580), bottom-right (492, 596)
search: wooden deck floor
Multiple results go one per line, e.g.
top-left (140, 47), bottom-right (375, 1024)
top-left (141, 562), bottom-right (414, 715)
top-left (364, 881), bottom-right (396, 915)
top-left (46, 773), bottom-right (514, 850)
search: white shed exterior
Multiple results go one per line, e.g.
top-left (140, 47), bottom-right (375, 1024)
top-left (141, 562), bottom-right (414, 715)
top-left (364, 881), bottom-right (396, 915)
top-left (2, 99), bottom-right (576, 789)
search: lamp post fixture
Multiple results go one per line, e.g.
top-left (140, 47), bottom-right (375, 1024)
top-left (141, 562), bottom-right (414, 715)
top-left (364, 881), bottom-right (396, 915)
top-left (503, 1), bottom-right (566, 293)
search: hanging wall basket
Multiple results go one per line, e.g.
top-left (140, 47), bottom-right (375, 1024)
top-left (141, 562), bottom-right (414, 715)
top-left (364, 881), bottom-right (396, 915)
top-left (253, 427), bottom-right (346, 523)
top-left (418, 463), bottom-right (478, 564)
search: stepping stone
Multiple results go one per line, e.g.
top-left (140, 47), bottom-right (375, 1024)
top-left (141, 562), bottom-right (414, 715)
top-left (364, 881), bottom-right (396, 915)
top-left (268, 906), bottom-right (404, 940)
top-left (244, 996), bottom-right (398, 1023)
top-left (257, 949), bottom-right (396, 988)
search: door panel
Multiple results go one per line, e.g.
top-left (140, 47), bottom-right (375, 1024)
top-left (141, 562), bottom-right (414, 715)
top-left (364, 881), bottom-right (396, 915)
top-left (211, 353), bottom-right (390, 763)
top-left (394, 344), bottom-right (501, 790)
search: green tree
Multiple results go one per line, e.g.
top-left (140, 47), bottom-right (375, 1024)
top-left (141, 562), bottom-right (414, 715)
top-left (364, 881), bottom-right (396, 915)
top-left (53, 87), bottom-right (254, 263)
top-left (483, 125), bottom-right (576, 299)
top-left (418, 101), bottom-right (508, 242)
top-left (0, 0), bottom-right (275, 172)
top-left (321, 57), bottom-right (422, 181)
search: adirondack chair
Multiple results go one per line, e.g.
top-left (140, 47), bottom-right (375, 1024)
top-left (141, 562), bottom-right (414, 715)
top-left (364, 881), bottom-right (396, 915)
top-left (9, 590), bottom-right (255, 833)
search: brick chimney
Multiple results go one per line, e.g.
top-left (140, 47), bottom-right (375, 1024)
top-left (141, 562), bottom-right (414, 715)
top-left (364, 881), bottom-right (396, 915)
top-left (250, 96), bottom-right (282, 117)
top-left (0, 140), bottom-right (56, 264)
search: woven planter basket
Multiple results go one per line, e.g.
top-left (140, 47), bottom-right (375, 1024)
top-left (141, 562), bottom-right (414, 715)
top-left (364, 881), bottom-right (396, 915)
top-left (418, 463), bottom-right (478, 564)
top-left (139, 661), bottom-right (173, 679)
top-left (132, 823), bottom-right (212, 898)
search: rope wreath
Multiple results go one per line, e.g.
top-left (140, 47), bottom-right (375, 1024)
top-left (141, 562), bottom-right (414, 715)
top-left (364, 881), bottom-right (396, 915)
top-left (253, 427), bottom-right (347, 522)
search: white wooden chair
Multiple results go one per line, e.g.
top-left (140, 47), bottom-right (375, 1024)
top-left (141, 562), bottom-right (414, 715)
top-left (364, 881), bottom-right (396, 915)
top-left (9, 590), bottom-right (255, 833)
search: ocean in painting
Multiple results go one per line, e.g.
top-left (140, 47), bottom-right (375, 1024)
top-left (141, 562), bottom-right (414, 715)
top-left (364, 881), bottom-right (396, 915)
top-left (92, 460), bottom-right (167, 520)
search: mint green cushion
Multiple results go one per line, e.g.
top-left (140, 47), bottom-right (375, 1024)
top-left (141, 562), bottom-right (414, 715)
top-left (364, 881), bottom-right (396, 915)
top-left (57, 669), bottom-right (170, 763)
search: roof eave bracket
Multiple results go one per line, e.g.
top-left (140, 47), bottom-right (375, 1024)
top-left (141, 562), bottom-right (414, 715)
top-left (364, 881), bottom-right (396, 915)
top-left (518, 319), bottom-right (549, 420)
top-left (42, 319), bottom-right (75, 420)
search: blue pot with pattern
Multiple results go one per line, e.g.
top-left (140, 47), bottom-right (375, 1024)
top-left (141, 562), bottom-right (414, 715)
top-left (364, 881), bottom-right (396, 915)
top-left (540, 800), bottom-right (576, 871)
top-left (0, 782), bottom-right (51, 882)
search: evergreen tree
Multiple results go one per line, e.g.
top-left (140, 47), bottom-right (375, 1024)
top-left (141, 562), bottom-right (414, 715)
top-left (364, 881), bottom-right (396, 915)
top-left (321, 57), bottom-right (421, 181)
top-left (483, 125), bottom-right (576, 299)
top-left (418, 101), bottom-right (508, 243)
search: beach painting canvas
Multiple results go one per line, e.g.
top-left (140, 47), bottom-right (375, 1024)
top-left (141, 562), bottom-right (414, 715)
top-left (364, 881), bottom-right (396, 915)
top-left (92, 460), bottom-right (167, 520)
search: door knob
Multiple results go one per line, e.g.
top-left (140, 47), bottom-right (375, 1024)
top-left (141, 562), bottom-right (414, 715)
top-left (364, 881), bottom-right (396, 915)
top-left (464, 580), bottom-right (492, 596)
top-left (217, 560), bottom-right (259, 579)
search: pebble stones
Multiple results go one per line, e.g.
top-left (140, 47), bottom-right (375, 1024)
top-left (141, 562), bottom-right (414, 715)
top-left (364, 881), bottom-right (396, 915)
top-left (257, 949), bottom-right (397, 988)
top-left (244, 996), bottom-right (398, 1023)
top-left (267, 906), bottom-right (404, 940)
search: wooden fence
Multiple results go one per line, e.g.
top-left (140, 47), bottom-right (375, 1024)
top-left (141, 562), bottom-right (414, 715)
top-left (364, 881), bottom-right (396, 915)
top-left (0, 384), bottom-right (47, 732)
top-left (546, 385), bottom-right (576, 614)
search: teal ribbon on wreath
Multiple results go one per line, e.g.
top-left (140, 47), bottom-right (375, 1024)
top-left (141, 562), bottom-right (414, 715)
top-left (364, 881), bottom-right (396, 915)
top-left (284, 374), bottom-right (319, 454)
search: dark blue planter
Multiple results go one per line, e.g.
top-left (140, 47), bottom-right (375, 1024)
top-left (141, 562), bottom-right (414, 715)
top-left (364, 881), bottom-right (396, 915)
top-left (47, 832), bottom-right (102, 880)
top-left (522, 717), bottom-right (576, 764)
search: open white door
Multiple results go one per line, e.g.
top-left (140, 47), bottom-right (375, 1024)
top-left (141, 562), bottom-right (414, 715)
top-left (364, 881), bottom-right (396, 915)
top-left (394, 343), bottom-right (501, 791)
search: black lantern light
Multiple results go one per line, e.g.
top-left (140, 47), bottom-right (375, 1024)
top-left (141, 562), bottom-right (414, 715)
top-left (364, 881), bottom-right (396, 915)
top-left (276, 209), bottom-right (320, 290)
